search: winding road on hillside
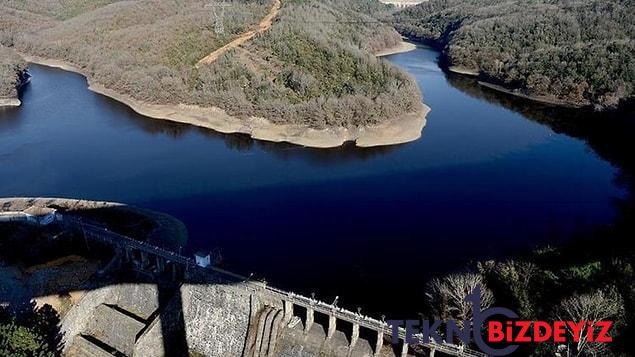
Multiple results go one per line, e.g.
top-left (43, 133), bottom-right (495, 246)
top-left (196, 0), bottom-right (282, 67)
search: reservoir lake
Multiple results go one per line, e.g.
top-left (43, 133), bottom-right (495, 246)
top-left (0, 45), bottom-right (629, 317)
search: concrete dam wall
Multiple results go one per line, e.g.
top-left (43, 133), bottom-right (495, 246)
top-left (62, 282), bottom-right (408, 357)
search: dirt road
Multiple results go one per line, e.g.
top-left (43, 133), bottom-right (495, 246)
top-left (196, 0), bottom-right (281, 67)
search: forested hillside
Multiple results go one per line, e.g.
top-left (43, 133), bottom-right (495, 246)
top-left (0, 0), bottom-right (421, 128)
top-left (394, 0), bottom-right (634, 110)
top-left (0, 47), bottom-right (26, 99)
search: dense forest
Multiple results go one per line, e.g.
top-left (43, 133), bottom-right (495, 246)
top-left (0, 47), bottom-right (25, 99)
top-left (394, 0), bottom-right (634, 110)
top-left (0, 0), bottom-right (421, 128)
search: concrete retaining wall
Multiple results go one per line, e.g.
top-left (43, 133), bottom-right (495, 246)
top-left (181, 284), bottom-right (255, 356)
top-left (61, 286), bottom-right (113, 351)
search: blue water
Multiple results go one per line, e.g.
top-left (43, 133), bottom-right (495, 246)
top-left (0, 46), bottom-right (625, 316)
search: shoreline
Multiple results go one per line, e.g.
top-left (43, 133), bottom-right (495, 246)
top-left (478, 81), bottom-right (586, 108)
top-left (21, 54), bottom-right (429, 148)
top-left (375, 40), bottom-right (417, 57)
top-left (405, 38), bottom-right (596, 110)
top-left (448, 66), bottom-right (479, 77)
top-left (0, 97), bottom-right (21, 107)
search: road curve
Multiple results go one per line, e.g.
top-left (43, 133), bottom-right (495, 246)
top-left (196, 0), bottom-right (282, 67)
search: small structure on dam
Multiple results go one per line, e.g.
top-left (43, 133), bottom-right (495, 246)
top-left (0, 198), bottom-right (485, 357)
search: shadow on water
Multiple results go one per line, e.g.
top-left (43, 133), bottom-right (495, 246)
top-left (444, 72), bottom-right (635, 188)
top-left (3, 204), bottom-right (412, 356)
top-left (76, 59), bottom-right (634, 319)
top-left (442, 71), bottom-right (635, 347)
top-left (445, 71), bottom-right (635, 259)
top-left (0, 86), bottom-right (29, 131)
top-left (0, 107), bottom-right (20, 131)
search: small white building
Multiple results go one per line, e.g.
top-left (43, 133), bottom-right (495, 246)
top-left (379, 0), bottom-right (426, 9)
top-left (0, 208), bottom-right (58, 226)
top-left (194, 251), bottom-right (211, 268)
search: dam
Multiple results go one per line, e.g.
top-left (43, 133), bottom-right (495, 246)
top-left (379, 0), bottom-right (427, 8)
top-left (0, 197), bottom-right (485, 357)
top-left (66, 212), bottom-right (487, 356)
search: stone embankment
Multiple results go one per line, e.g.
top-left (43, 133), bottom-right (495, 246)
top-left (62, 282), bottom-right (395, 357)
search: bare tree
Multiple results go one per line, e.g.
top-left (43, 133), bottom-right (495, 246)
top-left (478, 259), bottom-right (538, 319)
top-left (555, 288), bottom-right (624, 357)
top-left (425, 272), bottom-right (494, 327)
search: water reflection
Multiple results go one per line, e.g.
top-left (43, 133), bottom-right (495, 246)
top-left (0, 86), bottom-right (28, 130)
top-left (444, 69), bottom-right (635, 260)
top-left (0, 106), bottom-right (21, 131)
top-left (444, 72), bottom-right (635, 188)
top-left (91, 81), bottom-right (401, 164)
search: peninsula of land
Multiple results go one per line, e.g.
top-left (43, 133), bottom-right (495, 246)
top-left (22, 53), bottom-right (428, 148)
top-left (1, 0), bottom-right (429, 147)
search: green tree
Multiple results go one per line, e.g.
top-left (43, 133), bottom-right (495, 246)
top-left (0, 303), bottom-right (62, 357)
top-left (0, 322), bottom-right (55, 357)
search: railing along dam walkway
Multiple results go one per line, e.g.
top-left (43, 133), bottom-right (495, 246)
top-left (59, 213), bottom-right (489, 357)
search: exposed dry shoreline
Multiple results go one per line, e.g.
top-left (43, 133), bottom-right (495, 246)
top-left (20, 53), bottom-right (429, 148)
top-left (445, 64), bottom-right (586, 108)
top-left (375, 40), bottom-right (417, 57)
top-left (478, 81), bottom-right (586, 108)
top-left (0, 97), bottom-right (20, 107)
top-left (448, 66), bottom-right (479, 77)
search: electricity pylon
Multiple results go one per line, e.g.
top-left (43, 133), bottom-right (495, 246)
top-left (205, 0), bottom-right (231, 35)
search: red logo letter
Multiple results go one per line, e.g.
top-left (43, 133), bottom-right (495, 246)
top-left (533, 322), bottom-right (552, 342)
top-left (488, 321), bottom-right (504, 342)
top-left (566, 321), bottom-right (586, 342)
top-left (595, 321), bottom-right (613, 343)
top-left (553, 321), bottom-right (566, 343)
top-left (514, 321), bottom-right (531, 343)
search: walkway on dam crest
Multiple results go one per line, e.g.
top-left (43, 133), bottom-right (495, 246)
top-left (65, 214), bottom-right (488, 357)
